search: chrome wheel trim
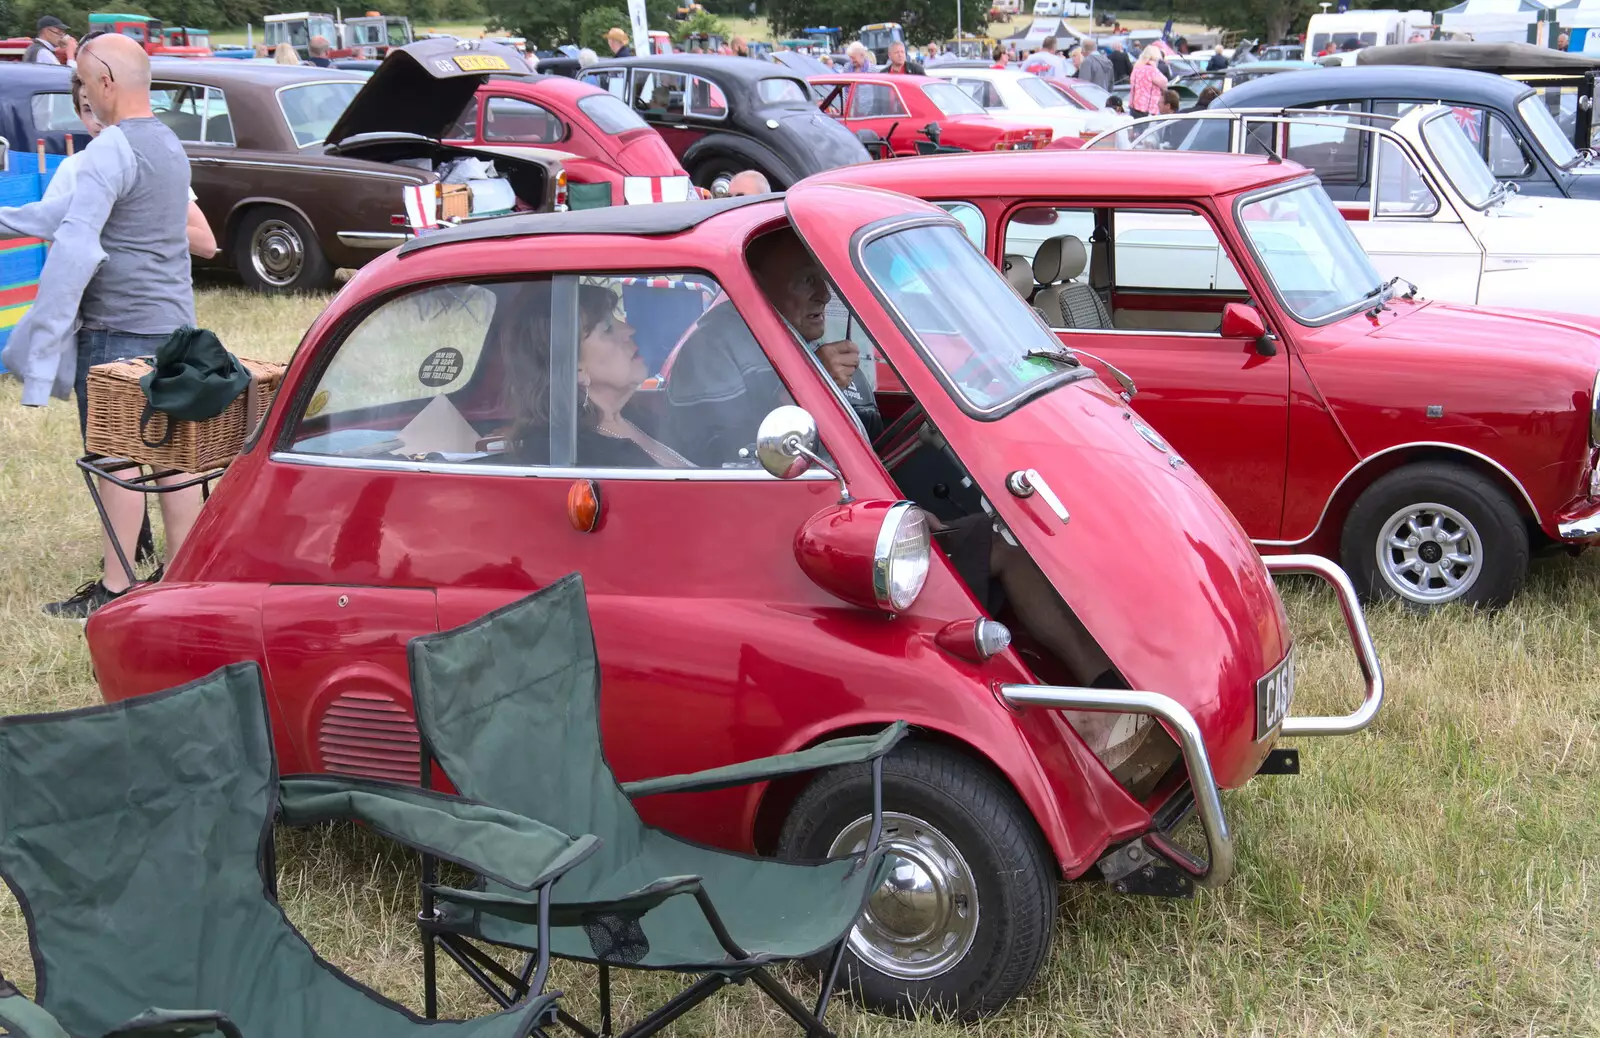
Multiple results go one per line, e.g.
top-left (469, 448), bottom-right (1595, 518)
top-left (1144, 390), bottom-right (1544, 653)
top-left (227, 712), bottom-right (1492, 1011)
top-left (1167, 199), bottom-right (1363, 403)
top-left (709, 173), bottom-right (734, 197)
top-left (827, 811), bottom-right (979, 980)
top-left (250, 218), bottom-right (306, 287)
top-left (1375, 500), bottom-right (1483, 604)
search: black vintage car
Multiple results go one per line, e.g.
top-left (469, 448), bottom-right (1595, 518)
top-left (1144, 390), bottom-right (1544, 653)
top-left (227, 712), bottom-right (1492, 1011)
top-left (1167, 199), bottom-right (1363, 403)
top-left (1220, 60), bottom-right (1600, 200)
top-left (581, 54), bottom-right (870, 194)
top-left (1355, 41), bottom-right (1600, 148)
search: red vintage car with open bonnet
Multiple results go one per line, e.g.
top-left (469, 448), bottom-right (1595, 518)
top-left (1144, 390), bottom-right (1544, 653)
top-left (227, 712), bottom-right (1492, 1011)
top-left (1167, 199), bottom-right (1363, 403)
top-left (85, 189), bottom-right (1382, 1018)
top-left (811, 73), bottom-right (1053, 157)
top-left (814, 150), bottom-right (1600, 607)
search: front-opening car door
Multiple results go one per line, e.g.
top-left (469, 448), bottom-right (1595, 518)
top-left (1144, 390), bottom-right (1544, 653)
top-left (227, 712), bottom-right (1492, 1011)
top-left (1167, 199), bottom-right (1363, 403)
top-left (786, 182), bottom-right (1287, 702)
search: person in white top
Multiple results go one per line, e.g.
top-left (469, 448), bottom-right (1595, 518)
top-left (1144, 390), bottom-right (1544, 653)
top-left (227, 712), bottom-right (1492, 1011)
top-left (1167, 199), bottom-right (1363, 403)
top-left (26, 15), bottom-right (76, 65)
top-left (1020, 36), bottom-right (1070, 78)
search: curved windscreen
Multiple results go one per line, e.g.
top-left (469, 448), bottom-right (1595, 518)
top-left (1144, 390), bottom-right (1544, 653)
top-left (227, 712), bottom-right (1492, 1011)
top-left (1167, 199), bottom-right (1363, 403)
top-left (1420, 110), bottom-right (1497, 209)
top-left (1017, 75), bottom-right (1075, 109)
top-left (860, 222), bottom-right (1090, 415)
top-left (1517, 93), bottom-right (1579, 170)
top-left (924, 81), bottom-right (985, 116)
top-left (1238, 182), bottom-right (1382, 324)
top-left (577, 93), bottom-right (649, 134)
top-left (279, 81), bottom-right (364, 146)
top-left (757, 77), bottom-right (811, 106)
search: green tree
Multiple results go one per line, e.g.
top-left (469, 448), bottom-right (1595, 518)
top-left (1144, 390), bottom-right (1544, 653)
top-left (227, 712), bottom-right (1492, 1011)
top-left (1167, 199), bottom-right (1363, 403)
top-left (578, 3), bottom-right (626, 50)
top-left (669, 6), bottom-right (725, 43)
top-left (486, 0), bottom-right (673, 48)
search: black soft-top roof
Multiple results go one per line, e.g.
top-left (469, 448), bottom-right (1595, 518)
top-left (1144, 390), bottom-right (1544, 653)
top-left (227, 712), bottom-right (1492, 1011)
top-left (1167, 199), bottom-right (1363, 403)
top-left (397, 194), bottom-right (776, 255)
top-left (588, 54), bottom-right (807, 84)
top-left (1218, 65), bottom-right (1532, 110)
top-left (1356, 41), bottom-right (1600, 74)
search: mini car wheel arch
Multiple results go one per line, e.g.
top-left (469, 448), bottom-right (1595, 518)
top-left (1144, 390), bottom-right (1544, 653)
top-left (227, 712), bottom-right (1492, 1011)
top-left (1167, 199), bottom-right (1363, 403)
top-left (1340, 461), bottom-right (1530, 608)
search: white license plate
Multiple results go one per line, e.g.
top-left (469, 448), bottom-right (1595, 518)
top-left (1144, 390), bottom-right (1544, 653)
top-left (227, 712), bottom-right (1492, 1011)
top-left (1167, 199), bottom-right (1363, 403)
top-left (1256, 648), bottom-right (1295, 739)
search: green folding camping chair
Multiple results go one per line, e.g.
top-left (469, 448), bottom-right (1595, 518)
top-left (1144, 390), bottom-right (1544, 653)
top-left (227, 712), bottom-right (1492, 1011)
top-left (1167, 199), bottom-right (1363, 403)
top-left (407, 574), bottom-right (908, 1038)
top-left (0, 663), bottom-right (599, 1038)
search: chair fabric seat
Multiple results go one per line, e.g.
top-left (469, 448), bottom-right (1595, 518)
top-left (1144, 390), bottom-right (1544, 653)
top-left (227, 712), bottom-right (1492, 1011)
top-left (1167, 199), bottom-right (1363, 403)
top-left (0, 666), bottom-right (557, 1038)
top-left (409, 575), bottom-right (885, 973)
top-left (439, 837), bottom-right (877, 969)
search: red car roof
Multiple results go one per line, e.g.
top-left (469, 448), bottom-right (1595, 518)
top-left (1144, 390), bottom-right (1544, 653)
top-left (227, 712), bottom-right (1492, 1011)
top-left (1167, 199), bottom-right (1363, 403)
top-left (808, 149), bottom-right (1313, 199)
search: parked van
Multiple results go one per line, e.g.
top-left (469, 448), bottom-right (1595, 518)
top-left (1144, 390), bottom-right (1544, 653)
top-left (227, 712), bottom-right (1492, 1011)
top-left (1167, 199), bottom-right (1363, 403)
top-left (1305, 9), bottom-right (1432, 54)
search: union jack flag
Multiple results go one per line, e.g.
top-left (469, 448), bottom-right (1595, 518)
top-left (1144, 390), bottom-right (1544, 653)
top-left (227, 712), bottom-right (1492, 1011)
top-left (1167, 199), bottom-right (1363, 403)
top-left (1450, 105), bottom-right (1483, 143)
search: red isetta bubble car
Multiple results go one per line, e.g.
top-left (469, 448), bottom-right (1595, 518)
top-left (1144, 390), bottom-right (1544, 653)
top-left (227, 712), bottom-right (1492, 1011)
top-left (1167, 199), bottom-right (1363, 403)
top-left (85, 188), bottom-right (1382, 1017)
top-left (816, 151), bottom-right (1600, 608)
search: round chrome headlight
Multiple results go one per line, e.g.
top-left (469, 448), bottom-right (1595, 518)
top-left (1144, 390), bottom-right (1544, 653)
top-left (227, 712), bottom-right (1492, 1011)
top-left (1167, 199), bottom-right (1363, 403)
top-left (873, 502), bottom-right (931, 613)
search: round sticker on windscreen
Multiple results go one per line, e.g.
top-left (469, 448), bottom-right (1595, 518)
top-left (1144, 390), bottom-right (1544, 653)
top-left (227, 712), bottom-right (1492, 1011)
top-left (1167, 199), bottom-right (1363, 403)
top-left (418, 348), bottom-right (465, 387)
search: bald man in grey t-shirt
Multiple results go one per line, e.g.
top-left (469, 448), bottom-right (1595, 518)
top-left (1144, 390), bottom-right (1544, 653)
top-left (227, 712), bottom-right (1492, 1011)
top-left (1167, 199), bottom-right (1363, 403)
top-left (0, 32), bottom-right (201, 618)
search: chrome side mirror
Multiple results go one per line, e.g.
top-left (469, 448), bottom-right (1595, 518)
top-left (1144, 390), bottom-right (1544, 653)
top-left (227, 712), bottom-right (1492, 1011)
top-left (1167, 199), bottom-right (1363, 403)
top-left (756, 405), bottom-right (851, 501)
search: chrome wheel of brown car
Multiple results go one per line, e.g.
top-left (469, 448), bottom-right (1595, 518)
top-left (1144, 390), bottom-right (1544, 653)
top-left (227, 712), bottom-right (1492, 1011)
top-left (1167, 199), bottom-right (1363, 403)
top-left (250, 218), bottom-right (306, 288)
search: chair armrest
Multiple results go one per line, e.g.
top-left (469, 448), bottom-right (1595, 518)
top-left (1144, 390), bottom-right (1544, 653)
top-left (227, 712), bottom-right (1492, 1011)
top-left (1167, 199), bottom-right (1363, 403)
top-left (105, 1008), bottom-right (245, 1038)
top-left (0, 984), bottom-right (68, 1038)
top-left (621, 721), bottom-right (908, 798)
top-left (431, 874), bottom-right (704, 927)
top-left (279, 774), bottom-right (599, 892)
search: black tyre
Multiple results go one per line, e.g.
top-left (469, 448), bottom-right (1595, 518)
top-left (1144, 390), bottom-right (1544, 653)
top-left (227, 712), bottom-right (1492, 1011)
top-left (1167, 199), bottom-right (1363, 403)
top-left (1340, 461), bottom-right (1528, 608)
top-left (776, 742), bottom-right (1055, 1021)
top-left (234, 207), bottom-right (333, 294)
top-left (691, 156), bottom-right (764, 197)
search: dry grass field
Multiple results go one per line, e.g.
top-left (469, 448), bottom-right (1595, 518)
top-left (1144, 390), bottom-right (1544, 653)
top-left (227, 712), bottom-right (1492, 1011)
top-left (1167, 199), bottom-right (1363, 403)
top-left (0, 286), bottom-right (1596, 1036)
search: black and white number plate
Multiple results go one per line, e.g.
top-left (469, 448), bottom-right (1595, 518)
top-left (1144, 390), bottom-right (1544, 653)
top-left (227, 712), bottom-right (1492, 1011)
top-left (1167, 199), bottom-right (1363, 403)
top-left (1256, 648), bottom-right (1296, 740)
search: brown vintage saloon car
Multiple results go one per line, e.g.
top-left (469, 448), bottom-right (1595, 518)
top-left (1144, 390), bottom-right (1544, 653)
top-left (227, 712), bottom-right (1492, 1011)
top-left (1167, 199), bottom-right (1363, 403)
top-left (145, 39), bottom-right (566, 292)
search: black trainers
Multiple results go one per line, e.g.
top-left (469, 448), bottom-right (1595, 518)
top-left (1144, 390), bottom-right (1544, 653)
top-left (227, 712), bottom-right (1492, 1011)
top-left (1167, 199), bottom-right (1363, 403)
top-left (42, 580), bottom-right (128, 620)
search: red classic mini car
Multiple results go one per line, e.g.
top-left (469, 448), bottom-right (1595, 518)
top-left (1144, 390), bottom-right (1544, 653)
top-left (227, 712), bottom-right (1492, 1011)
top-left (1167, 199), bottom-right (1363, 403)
top-left (443, 75), bottom-right (691, 206)
top-left (811, 73), bottom-right (1053, 157)
top-left (815, 151), bottom-right (1600, 607)
top-left (85, 190), bottom-right (1381, 1018)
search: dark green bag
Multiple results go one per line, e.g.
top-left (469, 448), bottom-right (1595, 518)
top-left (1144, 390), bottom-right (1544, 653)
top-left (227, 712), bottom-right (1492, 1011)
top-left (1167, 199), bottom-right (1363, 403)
top-left (138, 327), bottom-right (252, 448)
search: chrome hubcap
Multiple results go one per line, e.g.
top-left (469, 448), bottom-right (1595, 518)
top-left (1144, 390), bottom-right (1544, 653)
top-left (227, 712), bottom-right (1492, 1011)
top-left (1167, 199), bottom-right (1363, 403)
top-left (1376, 501), bottom-right (1482, 603)
top-left (827, 812), bottom-right (978, 980)
top-left (709, 174), bottom-right (733, 197)
top-left (250, 219), bottom-right (305, 287)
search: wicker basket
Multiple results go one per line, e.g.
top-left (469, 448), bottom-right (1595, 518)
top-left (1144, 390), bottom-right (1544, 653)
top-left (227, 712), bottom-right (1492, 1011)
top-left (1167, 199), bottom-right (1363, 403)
top-left (84, 357), bottom-right (285, 472)
top-left (440, 183), bottom-right (471, 221)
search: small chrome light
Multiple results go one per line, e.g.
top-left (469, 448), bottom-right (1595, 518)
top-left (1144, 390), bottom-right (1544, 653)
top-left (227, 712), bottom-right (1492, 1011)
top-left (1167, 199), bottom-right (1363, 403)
top-left (974, 620), bottom-right (1012, 658)
top-left (1591, 370), bottom-right (1600, 447)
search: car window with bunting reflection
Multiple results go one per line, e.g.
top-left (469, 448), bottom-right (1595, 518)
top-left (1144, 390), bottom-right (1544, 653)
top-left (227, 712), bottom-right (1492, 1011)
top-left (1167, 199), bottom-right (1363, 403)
top-left (287, 276), bottom-right (803, 474)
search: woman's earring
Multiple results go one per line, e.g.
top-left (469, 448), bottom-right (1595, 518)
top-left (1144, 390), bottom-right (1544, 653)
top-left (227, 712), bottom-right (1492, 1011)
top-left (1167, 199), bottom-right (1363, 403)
top-left (579, 381), bottom-right (590, 409)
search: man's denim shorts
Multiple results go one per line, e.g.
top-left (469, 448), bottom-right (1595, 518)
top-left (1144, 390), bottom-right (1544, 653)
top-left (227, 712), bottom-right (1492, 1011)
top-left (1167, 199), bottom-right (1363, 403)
top-left (74, 328), bottom-right (171, 448)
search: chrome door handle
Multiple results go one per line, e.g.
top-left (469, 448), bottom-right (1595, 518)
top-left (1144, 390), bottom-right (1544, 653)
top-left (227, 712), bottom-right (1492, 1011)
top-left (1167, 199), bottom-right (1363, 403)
top-left (1005, 468), bottom-right (1069, 524)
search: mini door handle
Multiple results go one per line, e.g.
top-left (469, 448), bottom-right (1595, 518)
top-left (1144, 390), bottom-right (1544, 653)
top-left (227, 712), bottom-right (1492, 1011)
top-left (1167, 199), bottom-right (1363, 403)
top-left (1005, 468), bottom-right (1069, 524)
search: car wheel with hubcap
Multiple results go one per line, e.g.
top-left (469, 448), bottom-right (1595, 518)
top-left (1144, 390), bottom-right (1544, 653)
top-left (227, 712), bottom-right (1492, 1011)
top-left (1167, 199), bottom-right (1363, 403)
top-left (234, 207), bottom-right (333, 294)
top-left (692, 157), bottom-right (767, 198)
top-left (1340, 461), bottom-right (1528, 608)
top-left (776, 742), bottom-right (1056, 1021)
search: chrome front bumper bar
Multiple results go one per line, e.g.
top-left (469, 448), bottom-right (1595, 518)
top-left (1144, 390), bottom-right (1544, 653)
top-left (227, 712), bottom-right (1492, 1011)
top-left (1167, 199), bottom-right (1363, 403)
top-left (1000, 556), bottom-right (1385, 889)
top-left (1001, 683), bottom-right (1237, 887)
top-left (1262, 554), bottom-right (1385, 737)
top-left (1557, 511), bottom-right (1600, 539)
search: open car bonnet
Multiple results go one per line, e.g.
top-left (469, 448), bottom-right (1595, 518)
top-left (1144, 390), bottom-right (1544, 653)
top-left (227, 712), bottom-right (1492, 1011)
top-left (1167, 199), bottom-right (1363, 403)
top-left (785, 182), bottom-right (1291, 777)
top-left (325, 38), bottom-right (534, 147)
